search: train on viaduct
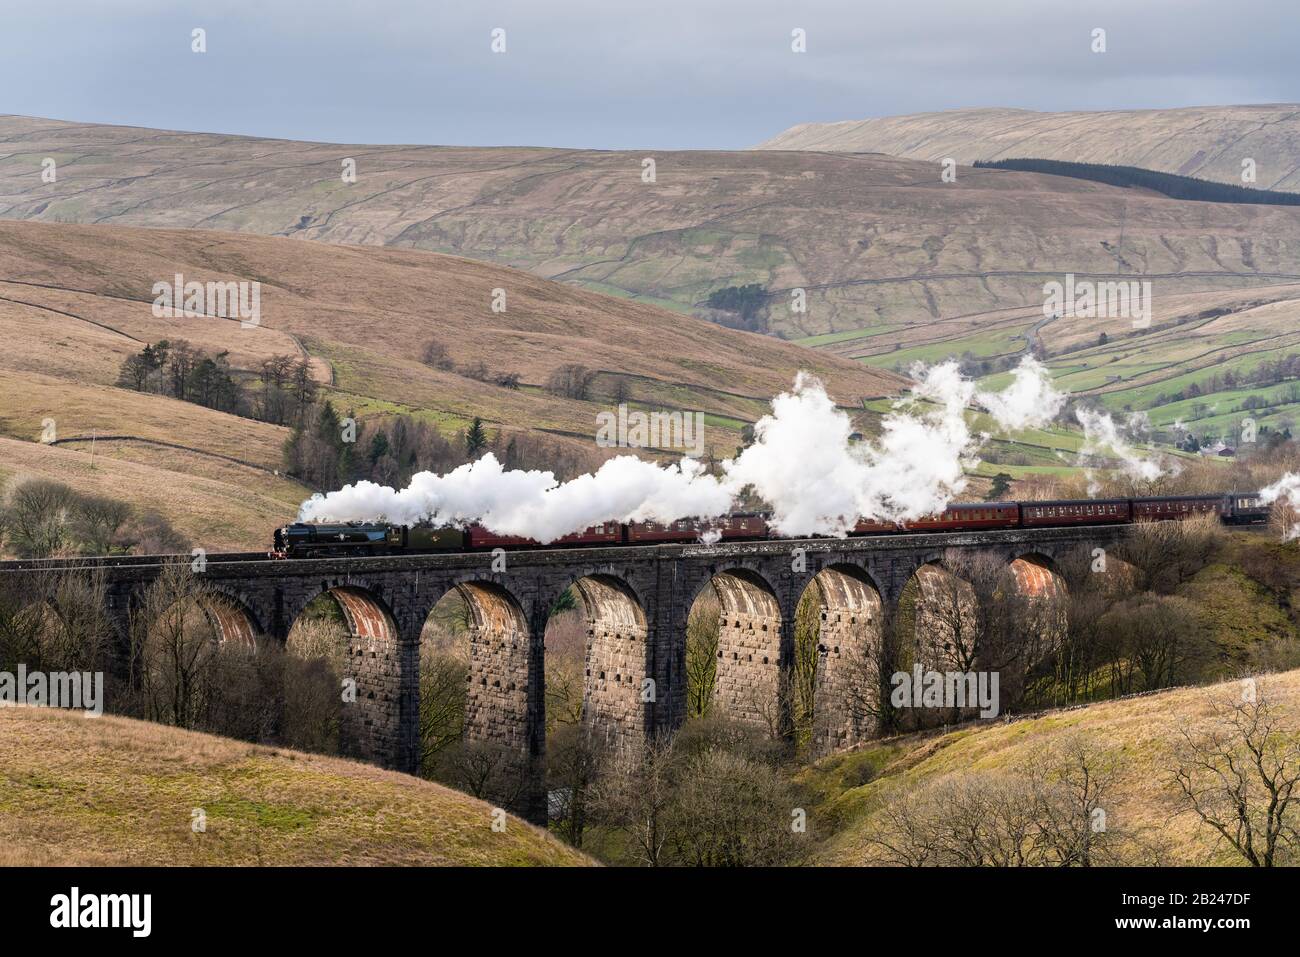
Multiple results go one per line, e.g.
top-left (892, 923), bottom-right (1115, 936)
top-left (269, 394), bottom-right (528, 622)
top-left (0, 522), bottom-right (1131, 823)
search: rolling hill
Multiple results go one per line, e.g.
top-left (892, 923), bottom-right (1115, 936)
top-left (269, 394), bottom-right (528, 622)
top-left (0, 219), bottom-right (899, 550)
top-left (0, 706), bottom-right (591, 866)
top-left (3, 114), bottom-right (1300, 344)
top-left (836, 282), bottom-right (1300, 448)
top-left (801, 668), bottom-right (1300, 866)
top-left (756, 104), bottom-right (1300, 192)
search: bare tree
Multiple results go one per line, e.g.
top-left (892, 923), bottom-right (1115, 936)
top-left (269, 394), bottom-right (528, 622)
top-left (0, 566), bottom-right (109, 675)
top-left (667, 747), bottom-right (802, 866)
top-left (202, 638), bottom-right (283, 743)
top-left (420, 338), bottom-right (454, 371)
top-left (839, 612), bottom-right (893, 737)
top-left (684, 595), bottom-right (719, 718)
top-left (868, 736), bottom-right (1137, 866)
top-left (4, 480), bottom-right (75, 558)
top-left (545, 364), bottom-right (595, 401)
top-left (1100, 593), bottom-right (1207, 693)
top-left (590, 736), bottom-right (678, 866)
top-left (1027, 735), bottom-right (1125, 866)
top-left (117, 508), bottom-right (189, 555)
top-left (791, 581), bottom-right (821, 750)
top-left (610, 376), bottom-right (633, 405)
top-left (459, 360), bottom-right (491, 382)
top-left (1038, 543), bottom-right (1138, 706)
top-left (418, 642), bottom-right (467, 767)
top-left (1171, 686), bottom-right (1300, 866)
top-left (129, 563), bottom-right (223, 729)
top-left (254, 354), bottom-right (300, 424)
top-left (438, 740), bottom-right (530, 810)
top-left (70, 494), bottom-right (132, 554)
top-left (280, 653), bottom-right (342, 755)
top-left (1117, 514), bottom-right (1224, 594)
top-left (288, 357), bottom-right (318, 425)
top-left (546, 723), bottom-right (606, 848)
top-left (165, 340), bottom-right (198, 401)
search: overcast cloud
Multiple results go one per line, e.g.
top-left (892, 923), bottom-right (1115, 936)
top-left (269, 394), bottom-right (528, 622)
top-left (3, 0), bottom-right (1298, 149)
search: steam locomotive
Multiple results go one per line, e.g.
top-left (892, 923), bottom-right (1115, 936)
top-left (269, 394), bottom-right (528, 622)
top-left (271, 492), bottom-right (1271, 559)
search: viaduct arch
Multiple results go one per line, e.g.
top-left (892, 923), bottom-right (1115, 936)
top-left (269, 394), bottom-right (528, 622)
top-left (7, 523), bottom-right (1127, 824)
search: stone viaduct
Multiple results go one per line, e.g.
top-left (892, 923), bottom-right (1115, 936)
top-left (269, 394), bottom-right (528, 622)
top-left (0, 524), bottom-right (1127, 823)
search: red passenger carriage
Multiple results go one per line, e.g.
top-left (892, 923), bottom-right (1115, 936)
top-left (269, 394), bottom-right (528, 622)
top-left (1130, 495), bottom-right (1227, 521)
top-left (853, 502), bottom-right (1019, 535)
top-left (1021, 498), bottom-right (1131, 527)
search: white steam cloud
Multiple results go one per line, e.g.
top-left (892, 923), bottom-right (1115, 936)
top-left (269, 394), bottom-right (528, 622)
top-left (1074, 407), bottom-right (1178, 495)
top-left (1259, 473), bottom-right (1300, 540)
top-left (974, 357), bottom-right (1065, 432)
top-left (296, 453), bottom-right (731, 544)
top-left (298, 358), bottom-right (1065, 540)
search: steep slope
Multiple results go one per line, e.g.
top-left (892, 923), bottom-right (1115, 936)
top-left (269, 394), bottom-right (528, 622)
top-left (0, 706), bottom-right (591, 866)
top-left (0, 219), bottom-right (898, 419)
top-left (756, 104), bottom-right (1300, 192)
top-left (803, 669), bottom-right (1300, 866)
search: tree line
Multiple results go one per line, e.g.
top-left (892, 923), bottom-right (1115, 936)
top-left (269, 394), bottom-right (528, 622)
top-left (117, 340), bottom-right (305, 420)
top-left (284, 401), bottom-right (604, 492)
top-left (115, 337), bottom-right (623, 494)
top-left (974, 158), bottom-right (1300, 206)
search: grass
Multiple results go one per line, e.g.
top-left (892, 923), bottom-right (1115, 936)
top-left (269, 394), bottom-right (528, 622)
top-left (858, 328), bottom-right (1028, 369)
top-left (799, 669), bottom-right (1300, 866)
top-left (0, 436), bottom-right (301, 552)
top-left (794, 325), bottom-right (905, 347)
top-left (6, 114), bottom-right (1298, 346)
top-left (0, 218), bottom-right (905, 550)
top-left (0, 707), bottom-right (592, 866)
top-left (0, 368), bottom-right (292, 469)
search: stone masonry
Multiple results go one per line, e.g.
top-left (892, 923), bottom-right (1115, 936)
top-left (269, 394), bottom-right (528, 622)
top-left (2, 524), bottom-right (1127, 825)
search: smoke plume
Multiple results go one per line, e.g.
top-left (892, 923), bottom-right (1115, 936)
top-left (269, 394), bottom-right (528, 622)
top-left (298, 357), bottom-right (1064, 540)
top-left (1259, 473), bottom-right (1300, 540)
top-left (1074, 407), bottom-right (1177, 494)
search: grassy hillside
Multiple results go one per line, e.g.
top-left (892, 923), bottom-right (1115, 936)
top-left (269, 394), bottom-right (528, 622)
top-left (0, 436), bottom-right (301, 552)
top-left (0, 706), bottom-right (590, 866)
top-left (0, 219), bottom-right (900, 549)
top-left (829, 282), bottom-right (1300, 447)
top-left (756, 104), bottom-right (1300, 192)
top-left (800, 669), bottom-right (1300, 866)
top-left (3, 115), bottom-right (1300, 343)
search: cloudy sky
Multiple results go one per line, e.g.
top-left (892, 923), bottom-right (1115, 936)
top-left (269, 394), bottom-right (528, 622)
top-left (5, 0), bottom-right (1298, 149)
